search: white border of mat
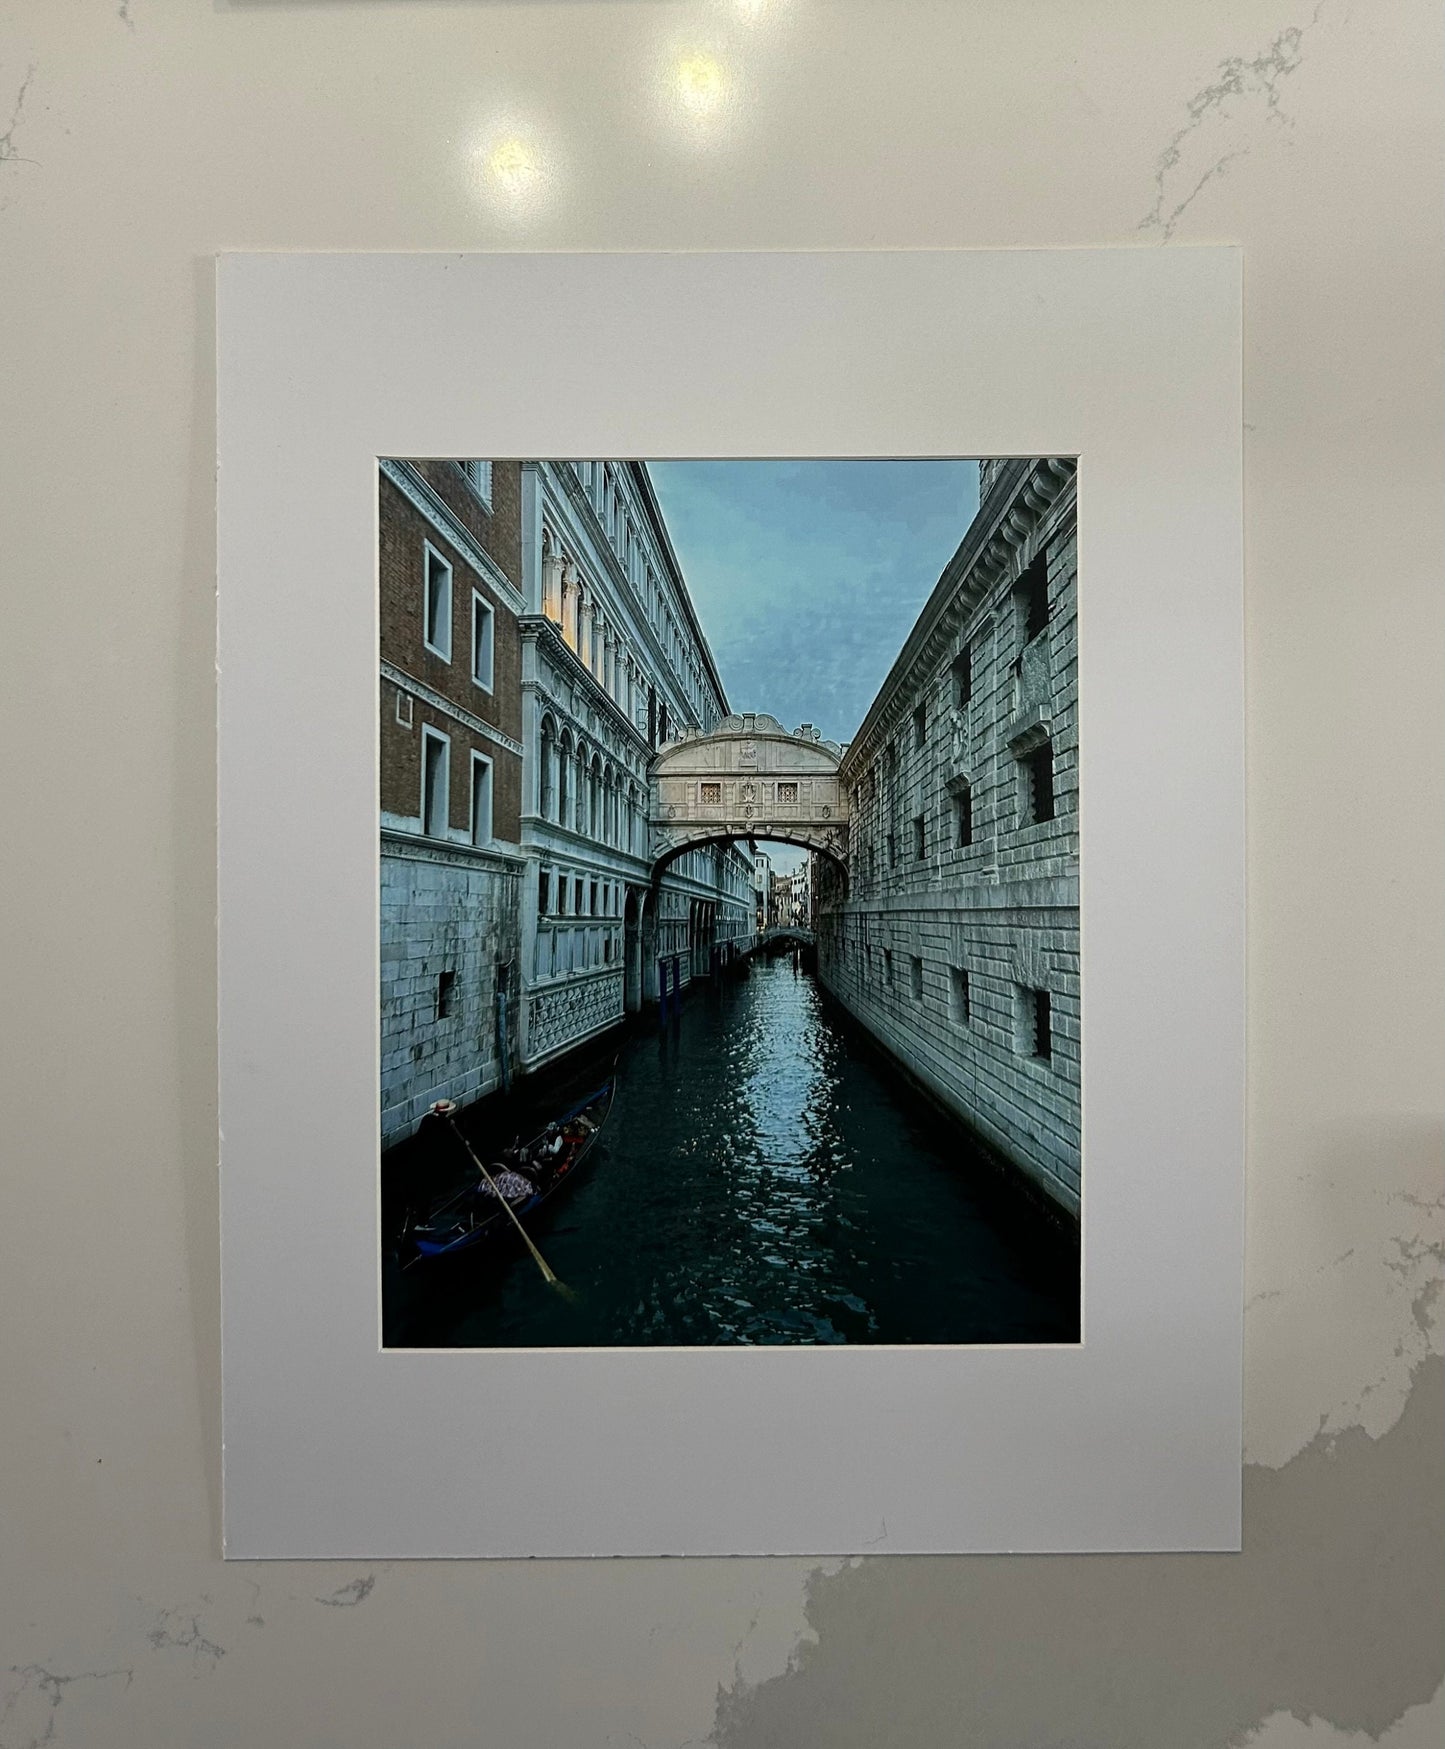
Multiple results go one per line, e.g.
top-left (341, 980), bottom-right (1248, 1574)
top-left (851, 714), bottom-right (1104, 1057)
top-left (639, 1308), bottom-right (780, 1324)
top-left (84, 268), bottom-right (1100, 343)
top-left (218, 249), bottom-right (1242, 1556)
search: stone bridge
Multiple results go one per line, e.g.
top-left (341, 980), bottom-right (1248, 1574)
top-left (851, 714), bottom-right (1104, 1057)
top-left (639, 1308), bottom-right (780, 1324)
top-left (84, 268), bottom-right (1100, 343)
top-left (650, 713), bottom-right (849, 870)
top-left (759, 925), bottom-right (816, 949)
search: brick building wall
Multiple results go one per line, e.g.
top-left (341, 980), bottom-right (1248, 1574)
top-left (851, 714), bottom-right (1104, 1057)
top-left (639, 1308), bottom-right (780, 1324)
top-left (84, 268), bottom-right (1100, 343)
top-left (378, 465), bottom-right (523, 840)
top-left (815, 458), bottom-right (1081, 1218)
top-left (378, 459), bottom-right (527, 1151)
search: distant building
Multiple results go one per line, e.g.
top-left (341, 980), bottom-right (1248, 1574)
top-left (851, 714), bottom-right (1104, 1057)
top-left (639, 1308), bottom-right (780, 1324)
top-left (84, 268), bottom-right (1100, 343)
top-left (771, 861), bottom-right (813, 930)
top-left (752, 849), bottom-right (773, 932)
top-left (378, 459), bottom-right (527, 1150)
top-left (815, 458), bottom-right (1080, 1217)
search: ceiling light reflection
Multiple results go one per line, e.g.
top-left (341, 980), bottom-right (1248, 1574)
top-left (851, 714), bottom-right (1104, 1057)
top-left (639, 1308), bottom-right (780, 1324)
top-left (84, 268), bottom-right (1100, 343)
top-left (468, 124), bottom-right (558, 219)
top-left (674, 51), bottom-right (728, 118)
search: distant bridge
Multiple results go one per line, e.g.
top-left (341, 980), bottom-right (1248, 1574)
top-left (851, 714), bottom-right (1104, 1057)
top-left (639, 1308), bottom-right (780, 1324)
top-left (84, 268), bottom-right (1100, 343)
top-left (650, 713), bottom-right (849, 871)
top-left (758, 926), bottom-right (816, 950)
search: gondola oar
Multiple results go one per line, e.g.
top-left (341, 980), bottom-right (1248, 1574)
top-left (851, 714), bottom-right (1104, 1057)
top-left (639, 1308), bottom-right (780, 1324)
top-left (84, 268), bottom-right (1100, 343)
top-left (430, 1101), bottom-right (575, 1300)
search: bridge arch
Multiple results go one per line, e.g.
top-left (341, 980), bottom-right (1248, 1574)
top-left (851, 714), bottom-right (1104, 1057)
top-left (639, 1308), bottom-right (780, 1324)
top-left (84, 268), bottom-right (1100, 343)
top-left (649, 713), bottom-right (850, 872)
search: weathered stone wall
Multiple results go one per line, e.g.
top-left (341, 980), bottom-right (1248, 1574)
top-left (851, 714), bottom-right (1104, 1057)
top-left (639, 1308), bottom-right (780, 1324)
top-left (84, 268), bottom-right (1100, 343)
top-left (817, 461), bottom-right (1080, 1216)
top-left (380, 836), bottom-right (523, 1150)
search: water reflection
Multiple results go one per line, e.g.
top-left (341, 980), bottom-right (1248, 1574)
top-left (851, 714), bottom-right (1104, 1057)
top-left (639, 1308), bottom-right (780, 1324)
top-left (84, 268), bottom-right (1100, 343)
top-left (387, 956), bottom-right (1079, 1349)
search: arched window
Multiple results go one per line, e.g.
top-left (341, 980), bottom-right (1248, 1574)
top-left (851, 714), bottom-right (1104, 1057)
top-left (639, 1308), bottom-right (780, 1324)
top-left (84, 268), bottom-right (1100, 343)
top-left (589, 754), bottom-right (603, 841)
top-left (539, 714), bottom-right (557, 821)
top-left (557, 729), bottom-right (573, 828)
top-left (574, 741), bottom-right (588, 835)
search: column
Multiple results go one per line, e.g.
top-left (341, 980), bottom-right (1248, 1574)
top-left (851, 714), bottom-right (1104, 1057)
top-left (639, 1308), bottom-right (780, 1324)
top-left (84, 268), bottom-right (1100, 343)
top-left (542, 547), bottom-right (564, 623)
top-left (562, 563), bottom-right (580, 650)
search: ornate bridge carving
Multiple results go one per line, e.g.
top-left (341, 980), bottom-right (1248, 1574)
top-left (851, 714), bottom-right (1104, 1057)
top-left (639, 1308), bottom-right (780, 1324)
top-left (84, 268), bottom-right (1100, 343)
top-left (650, 713), bottom-right (849, 869)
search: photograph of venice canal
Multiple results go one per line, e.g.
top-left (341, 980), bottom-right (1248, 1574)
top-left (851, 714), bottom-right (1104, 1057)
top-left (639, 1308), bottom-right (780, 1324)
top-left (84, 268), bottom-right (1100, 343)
top-left (380, 456), bottom-right (1080, 1348)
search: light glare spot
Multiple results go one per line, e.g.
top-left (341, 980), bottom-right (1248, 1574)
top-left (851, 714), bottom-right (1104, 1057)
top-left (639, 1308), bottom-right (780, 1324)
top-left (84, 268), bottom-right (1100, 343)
top-left (488, 137), bottom-right (538, 198)
top-left (676, 52), bottom-right (726, 115)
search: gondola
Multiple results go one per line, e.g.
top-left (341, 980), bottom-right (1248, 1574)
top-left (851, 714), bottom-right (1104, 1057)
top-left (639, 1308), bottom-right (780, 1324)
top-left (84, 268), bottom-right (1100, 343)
top-left (401, 1077), bottom-right (616, 1265)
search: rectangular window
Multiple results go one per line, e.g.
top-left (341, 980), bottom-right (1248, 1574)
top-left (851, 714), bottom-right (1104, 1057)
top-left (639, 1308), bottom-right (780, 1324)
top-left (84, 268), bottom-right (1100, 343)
top-left (913, 700), bottom-right (927, 749)
top-left (1021, 739), bottom-right (1056, 825)
top-left (1032, 989), bottom-right (1052, 1059)
top-left (469, 752), bottom-right (493, 847)
top-left (589, 880), bottom-right (598, 917)
top-left (910, 956), bottom-right (924, 1000)
top-left (436, 969), bottom-right (456, 1020)
top-left (538, 870), bottom-right (551, 917)
top-left (1016, 550), bottom-right (1050, 645)
top-left (887, 831), bottom-right (897, 869)
top-left (776, 781), bottom-right (798, 806)
top-left (471, 591), bottom-right (495, 691)
top-left (913, 814), bottom-right (926, 860)
top-left (421, 726), bottom-right (449, 837)
top-left (423, 543), bottom-right (452, 660)
top-left (951, 966), bottom-right (971, 1023)
top-left (952, 643), bottom-right (973, 708)
top-left (1017, 986), bottom-right (1052, 1061)
top-left (954, 784), bottom-right (973, 848)
top-left (395, 688), bottom-right (413, 728)
top-left (700, 781), bottom-right (722, 805)
top-left (574, 877), bottom-right (584, 915)
top-left (458, 459), bottom-right (493, 510)
top-left (884, 948), bottom-right (894, 985)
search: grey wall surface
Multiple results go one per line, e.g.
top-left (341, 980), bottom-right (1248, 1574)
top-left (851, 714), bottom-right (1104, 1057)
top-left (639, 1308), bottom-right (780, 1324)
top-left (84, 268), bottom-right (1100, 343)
top-left (1, 2), bottom-right (1440, 1746)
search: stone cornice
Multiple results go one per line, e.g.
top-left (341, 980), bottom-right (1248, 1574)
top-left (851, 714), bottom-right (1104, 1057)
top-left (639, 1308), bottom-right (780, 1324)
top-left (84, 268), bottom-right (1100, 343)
top-left (380, 828), bottom-right (527, 871)
top-left (379, 459), bottom-right (527, 617)
top-left (381, 660), bottom-right (524, 758)
top-left (822, 873), bottom-right (1079, 913)
top-left (520, 614), bottom-right (653, 760)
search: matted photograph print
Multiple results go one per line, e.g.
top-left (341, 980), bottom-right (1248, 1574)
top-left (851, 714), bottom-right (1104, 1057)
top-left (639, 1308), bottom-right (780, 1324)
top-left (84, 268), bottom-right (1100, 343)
top-left (380, 456), bottom-right (1080, 1349)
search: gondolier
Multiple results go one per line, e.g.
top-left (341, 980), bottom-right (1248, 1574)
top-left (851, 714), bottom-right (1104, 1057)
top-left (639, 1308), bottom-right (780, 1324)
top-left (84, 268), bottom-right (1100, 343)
top-left (402, 1073), bottom-right (618, 1266)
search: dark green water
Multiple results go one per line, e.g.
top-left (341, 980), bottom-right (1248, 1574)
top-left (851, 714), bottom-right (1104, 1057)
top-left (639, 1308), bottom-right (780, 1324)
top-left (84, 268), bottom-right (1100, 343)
top-left (385, 955), bottom-right (1079, 1347)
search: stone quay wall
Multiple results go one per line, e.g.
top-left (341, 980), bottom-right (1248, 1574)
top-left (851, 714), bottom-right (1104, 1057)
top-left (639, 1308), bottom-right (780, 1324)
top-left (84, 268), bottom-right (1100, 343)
top-left (380, 834), bottom-right (523, 1150)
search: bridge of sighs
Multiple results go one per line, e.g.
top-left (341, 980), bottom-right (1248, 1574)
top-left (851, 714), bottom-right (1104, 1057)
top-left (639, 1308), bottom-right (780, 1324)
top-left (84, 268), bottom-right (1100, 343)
top-left (649, 713), bottom-right (849, 870)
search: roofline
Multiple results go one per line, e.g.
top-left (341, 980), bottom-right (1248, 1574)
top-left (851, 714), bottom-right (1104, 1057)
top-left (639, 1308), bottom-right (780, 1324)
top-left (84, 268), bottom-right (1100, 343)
top-left (628, 461), bottom-right (731, 717)
top-left (841, 457), bottom-right (1074, 771)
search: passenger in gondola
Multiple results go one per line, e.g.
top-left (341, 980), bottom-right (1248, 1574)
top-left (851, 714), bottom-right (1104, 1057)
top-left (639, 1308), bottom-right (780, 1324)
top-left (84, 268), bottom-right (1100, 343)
top-left (536, 1123), bottom-right (565, 1164)
top-left (476, 1163), bottom-right (536, 1204)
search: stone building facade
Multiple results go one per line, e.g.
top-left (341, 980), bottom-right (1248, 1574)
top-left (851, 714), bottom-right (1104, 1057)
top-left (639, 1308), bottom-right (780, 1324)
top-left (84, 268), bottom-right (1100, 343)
top-left (752, 849), bottom-right (774, 932)
top-left (378, 458), bottom-right (527, 1149)
top-left (772, 863), bottom-right (813, 930)
top-left (516, 461), bottom-right (754, 1067)
top-left (815, 458), bottom-right (1080, 1217)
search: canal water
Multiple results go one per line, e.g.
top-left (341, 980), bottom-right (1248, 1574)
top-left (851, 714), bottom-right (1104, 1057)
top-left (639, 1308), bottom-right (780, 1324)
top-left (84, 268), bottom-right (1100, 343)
top-left (384, 954), bottom-right (1079, 1347)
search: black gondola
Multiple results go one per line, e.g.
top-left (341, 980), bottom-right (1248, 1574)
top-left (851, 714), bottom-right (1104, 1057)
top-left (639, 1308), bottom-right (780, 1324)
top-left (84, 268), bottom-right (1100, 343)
top-left (402, 1078), bottom-right (615, 1265)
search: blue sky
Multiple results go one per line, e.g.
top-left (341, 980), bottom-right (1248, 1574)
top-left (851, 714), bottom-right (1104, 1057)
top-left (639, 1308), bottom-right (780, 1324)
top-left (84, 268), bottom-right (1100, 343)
top-left (648, 459), bottom-right (979, 748)
top-left (647, 459), bottom-right (981, 873)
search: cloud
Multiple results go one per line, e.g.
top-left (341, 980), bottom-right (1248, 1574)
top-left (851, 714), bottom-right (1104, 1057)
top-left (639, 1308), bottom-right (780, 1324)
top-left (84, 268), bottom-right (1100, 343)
top-left (649, 459), bottom-right (979, 744)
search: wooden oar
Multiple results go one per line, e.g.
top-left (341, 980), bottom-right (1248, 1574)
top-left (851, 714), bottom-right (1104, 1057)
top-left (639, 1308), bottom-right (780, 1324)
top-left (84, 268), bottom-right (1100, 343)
top-left (430, 1101), bottom-right (574, 1299)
